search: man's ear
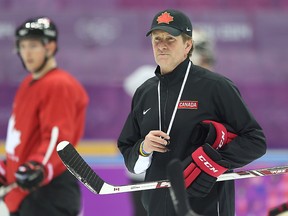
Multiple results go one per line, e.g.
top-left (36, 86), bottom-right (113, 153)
top-left (185, 40), bottom-right (193, 55)
top-left (46, 41), bottom-right (57, 56)
top-left (186, 40), bottom-right (192, 49)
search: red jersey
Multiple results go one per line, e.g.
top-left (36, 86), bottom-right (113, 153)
top-left (4, 68), bottom-right (89, 211)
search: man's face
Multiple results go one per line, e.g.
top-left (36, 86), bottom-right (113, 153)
top-left (18, 38), bottom-right (47, 73)
top-left (151, 30), bottom-right (192, 74)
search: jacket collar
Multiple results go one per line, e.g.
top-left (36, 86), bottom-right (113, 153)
top-left (155, 58), bottom-right (191, 86)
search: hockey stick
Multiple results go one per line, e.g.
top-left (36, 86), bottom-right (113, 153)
top-left (0, 126), bottom-right (59, 198)
top-left (167, 159), bottom-right (200, 216)
top-left (269, 202), bottom-right (288, 216)
top-left (57, 141), bottom-right (288, 195)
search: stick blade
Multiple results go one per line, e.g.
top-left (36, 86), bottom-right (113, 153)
top-left (167, 159), bottom-right (200, 216)
top-left (57, 141), bottom-right (104, 194)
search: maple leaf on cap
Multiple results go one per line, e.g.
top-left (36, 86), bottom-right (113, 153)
top-left (157, 12), bottom-right (174, 24)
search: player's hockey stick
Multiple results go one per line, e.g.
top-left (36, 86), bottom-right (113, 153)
top-left (57, 141), bottom-right (288, 195)
top-left (269, 202), bottom-right (288, 216)
top-left (0, 126), bottom-right (59, 198)
top-left (167, 159), bottom-right (200, 216)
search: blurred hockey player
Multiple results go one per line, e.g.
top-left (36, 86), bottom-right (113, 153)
top-left (0, 17), bottom-right (89, 216)
top-left (190, 28), bottom-right (215, 70)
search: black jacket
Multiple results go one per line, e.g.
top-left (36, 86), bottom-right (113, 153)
top-left (118, 58), bottom-right (266, 216)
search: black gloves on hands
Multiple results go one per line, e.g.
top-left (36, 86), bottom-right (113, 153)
top-left (183, 144), bottom-right (229, 197)
top-left (15, 161), bottom-right (45, 191)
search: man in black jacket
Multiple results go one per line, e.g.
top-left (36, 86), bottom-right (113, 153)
top-left (117, 9), bottom-right (266, 216)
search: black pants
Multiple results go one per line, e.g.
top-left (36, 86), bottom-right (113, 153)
top-left (12, 170), bottom-right (81, 216)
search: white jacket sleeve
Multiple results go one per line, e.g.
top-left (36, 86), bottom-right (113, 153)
top-left (134, 153), bottom-right (153, 174)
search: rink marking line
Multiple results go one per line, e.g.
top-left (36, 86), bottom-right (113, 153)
top-left (0, 140), bottom-right (118, 156)
top-left (1, 140), bottom-right (288, 164)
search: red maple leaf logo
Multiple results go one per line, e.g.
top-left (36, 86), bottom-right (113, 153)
top-left (157, 12), bottom-right (174, 24)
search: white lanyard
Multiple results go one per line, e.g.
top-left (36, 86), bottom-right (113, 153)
top-left (158, 61), bottom-right (191, 135)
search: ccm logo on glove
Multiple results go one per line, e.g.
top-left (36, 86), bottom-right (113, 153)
top-left (217, 131), bottom-right (226, 149)
top-left (190, 120), bottom-right (237, 150)
top-left (201, 120), bottom-right (237, 150)
top-left (198, 155), bottom-right (219, 173)
top-left (193, 147), bottom-right (228, 178)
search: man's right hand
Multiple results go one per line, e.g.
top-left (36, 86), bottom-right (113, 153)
top-left (142, 130), bottom-right (170, 154)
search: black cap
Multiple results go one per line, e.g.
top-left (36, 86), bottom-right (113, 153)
top-left (146, 9), bottom-right (192, 37)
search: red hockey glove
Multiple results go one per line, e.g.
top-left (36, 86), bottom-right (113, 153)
top-left (268, 202), bottom-right (288, 216)
top-left (183, 144), bottom-right (230, 197)
top-left (191, 120), bottom-right (237, 150)
top-left (15, 161), bottom-right (45, 191)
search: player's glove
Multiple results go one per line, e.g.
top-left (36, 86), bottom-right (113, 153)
top-left (15, 161), bottom-right (45, 191)
top-left (191, 120), bottom-right (237, 150)
top-left (183, 143), bottom-right (230, 197)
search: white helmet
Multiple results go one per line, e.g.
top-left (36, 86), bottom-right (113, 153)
top-left (191, 29), bottom-right (215, 69)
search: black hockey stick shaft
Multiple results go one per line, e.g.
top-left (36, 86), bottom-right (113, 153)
top-left (269, 202), bottom-right (288, 216)
top-left (57, 141), bottom-right (288, 195)
top-left (167, 159), bottom-right (200, 216)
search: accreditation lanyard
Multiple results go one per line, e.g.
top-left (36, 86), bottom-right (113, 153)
top-left (157, 61), bottom-right (191, 135)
